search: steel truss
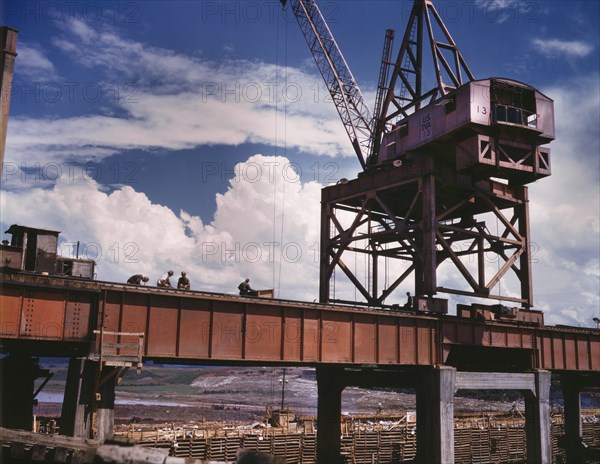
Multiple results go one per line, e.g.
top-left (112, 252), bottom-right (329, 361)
top-left (320, 162), bottom-right (533, 308)
top-left (380, 0), bottom-right (475, 124)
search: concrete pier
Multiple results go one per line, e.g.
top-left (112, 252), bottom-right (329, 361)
top-left (60, 359), bottom-right (118, 441)
top-left (524, 370), bottom-right (552, 464)
top-left (560, 372), bottom-right (600, 463)
top-left (0, 353), bottom-right (36, 431)
top-left (415, 366), bottom-right (456, 464)
top-left (316, 366), bottom-right (344, 464)
top-left (96, 366), bottom-right (118, 441)
top-left (60, 358), bottom-right (96, 438)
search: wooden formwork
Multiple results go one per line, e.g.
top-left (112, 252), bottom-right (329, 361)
top-left (240, 434), bottom-right (272, 454)
top-left (300, 434), bottom-right (317, 464)
top-left (454, 424), bottom-right (527, 464)
top-left (129, 421), bottom-right (600, 464)
top-left (272, 434), bottom-right (301, 464)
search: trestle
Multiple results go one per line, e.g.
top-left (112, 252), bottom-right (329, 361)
top-left (319, 160), bottom-right (534, 308)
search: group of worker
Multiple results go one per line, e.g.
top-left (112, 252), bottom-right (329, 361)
top-left (127, 271), bottom-right (256, 297)
top-left (127, 270), bottom-right (190, 290)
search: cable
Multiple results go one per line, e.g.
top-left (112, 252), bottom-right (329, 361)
top-left (496, 214), bottom-right (501, 299)
top-left (276, 12), bottom-right (289, 297)
top-left (272, 9), bottom-right (281, 292)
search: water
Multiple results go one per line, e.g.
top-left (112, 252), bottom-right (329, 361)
top-left (35, 392), bottom-right (187, 407)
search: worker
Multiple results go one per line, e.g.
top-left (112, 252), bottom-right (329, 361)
top-left (177, 271), bottom-right (190, 290)
top-left (127, 274), bottom-right (149, 285)
top-left (403, 292), bottom-right (413, 310)
top-left (157, 270), bottom-right (174, 287)
top-left (238, 278), bottom-right (256, 296)
top-left (509, 403), bottom-right (520, 418)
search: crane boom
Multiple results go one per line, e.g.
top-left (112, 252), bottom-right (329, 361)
top-left (282, 0), bottom-right (372, 170)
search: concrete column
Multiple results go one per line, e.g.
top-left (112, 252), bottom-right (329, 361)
top-left (416, 366), bottom-right (456, 464)
top-left (316, 366), bottom-right (344, 464)
top-left (96, 366), bottom-right (118, 441)
top-left (0, 353), bottom-right (36, 430)
top-left (60, 358), bottom-right (96, 438)
top-left (0, 27), bottom-right (18, 179)
top-left (561, 373), bottom-right (583, 463)
top-left (524, 370), bottom-right (551, 464)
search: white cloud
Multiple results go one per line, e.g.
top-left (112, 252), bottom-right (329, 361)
top-left (0, 155), bottom-right (322, 301)
top-left (531, 38), bottom-right (594, 59)
top-left (474, 0), bottom-right (538, 23)
top-left (14, 43), bottom-right (59, 81)
top-left (476, 0), bottom-right (520, 7)
top-left (528, 75), bottom-right (600, 327)
top-left (4, 20), bottom-right (350, 167)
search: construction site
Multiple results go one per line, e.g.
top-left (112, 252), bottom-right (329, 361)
top-left (1, 0), bottom-right (599, 463)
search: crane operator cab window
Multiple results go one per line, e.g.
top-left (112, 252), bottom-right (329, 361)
top-left (491, 80), bottom-right (537, 128)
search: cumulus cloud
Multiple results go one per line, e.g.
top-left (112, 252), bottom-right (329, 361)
top-left (528, 75), bottom-right (600, 327)
top-left (0, 155), bottom-right (322, 301)
top-left (531, 38), bottom-right (595, 59)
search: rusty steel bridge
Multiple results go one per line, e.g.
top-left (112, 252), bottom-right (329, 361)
top-left (0, 272), bottom-right (598, 372)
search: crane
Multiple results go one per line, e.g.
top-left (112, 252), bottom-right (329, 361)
top-left (284, 0), bottom-right (555, 310)
top-left (282, 0), bottom-right (476, 169)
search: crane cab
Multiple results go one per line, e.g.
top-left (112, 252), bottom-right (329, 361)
top-left (379, 78), bottom-right (554, 184)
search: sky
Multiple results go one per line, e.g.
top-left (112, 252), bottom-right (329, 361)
top-left (0, 0), bottom-right (598, 327)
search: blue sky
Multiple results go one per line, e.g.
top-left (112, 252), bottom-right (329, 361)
top-left (1, 0), bottom-right (598, 327)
